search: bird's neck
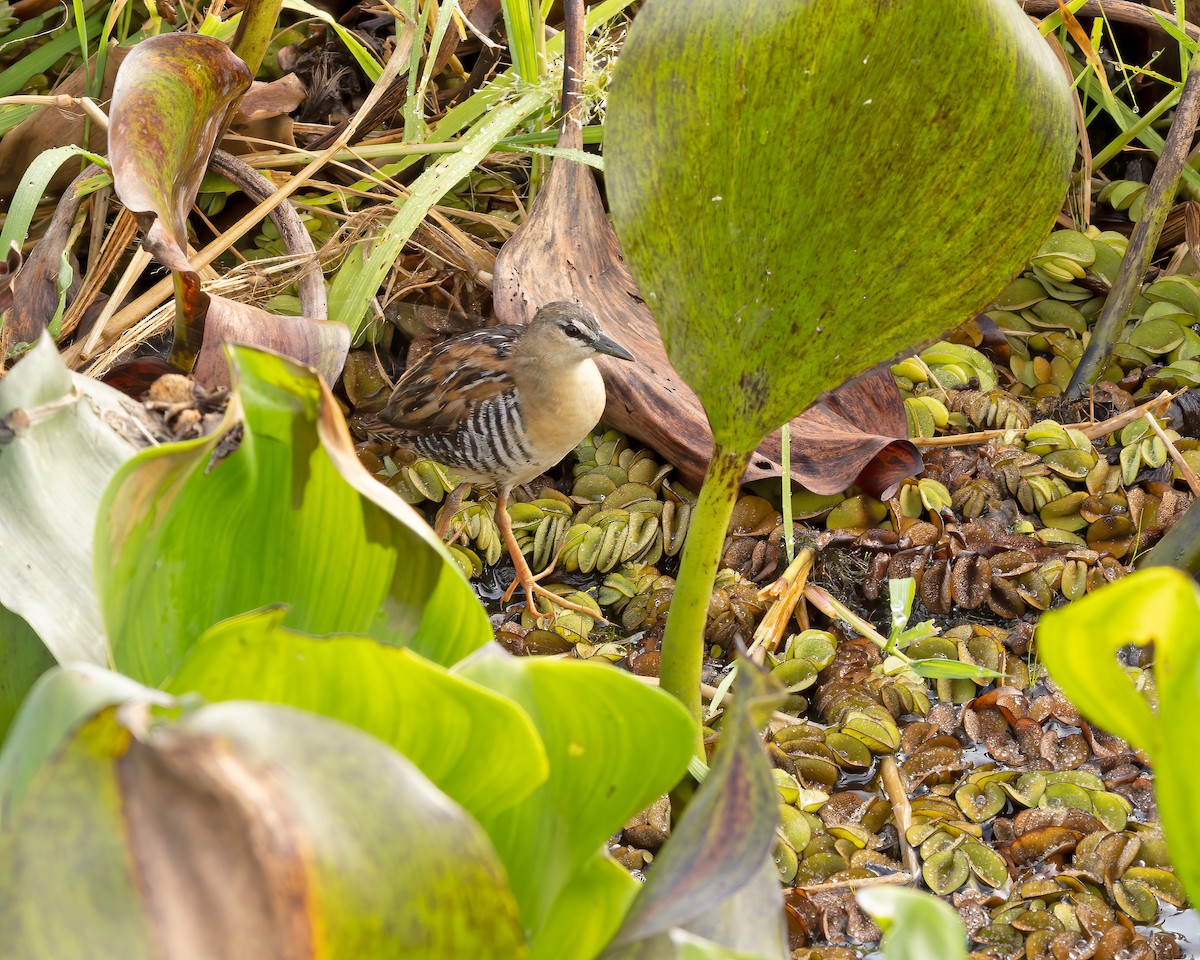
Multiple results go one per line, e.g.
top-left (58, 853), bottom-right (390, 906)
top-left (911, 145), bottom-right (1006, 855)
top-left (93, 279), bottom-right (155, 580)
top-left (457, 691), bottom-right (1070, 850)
top-left (512, 356), bottom-right (606, 448)
top-left (514, 352), bottom-right (598, 393)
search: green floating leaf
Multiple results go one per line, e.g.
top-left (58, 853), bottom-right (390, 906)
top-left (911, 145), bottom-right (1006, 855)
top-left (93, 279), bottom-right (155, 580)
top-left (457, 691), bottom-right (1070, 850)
top-left (0, 669), bottom-right (526, 957)
top-left (606, 0), bottom-right (1074, 451)
top-left (857, 886), bottom-right (967, 960)
top-left (98, 344), bottom-right (491, 685)
top-left (1038, 567), bottom-right (1200, 906)
top-left (110, 32), bottom-right (251, 271)
top-left (167, 606), bottom-right (547, 819)
top-left (459, 647), bottom-right (696, 959)
top-left (0, 333), bottom-right (142, 665)
top-left (603, 660), bottom-right (787, 958)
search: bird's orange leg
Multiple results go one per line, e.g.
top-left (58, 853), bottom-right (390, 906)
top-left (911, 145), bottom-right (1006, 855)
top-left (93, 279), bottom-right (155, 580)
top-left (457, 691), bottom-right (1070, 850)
top-left (433, 481), bottom-right (473, 539)
top-left (493, 488), bottom-right (608, 623)
top-left (500, 536), bottom-right (570, 603)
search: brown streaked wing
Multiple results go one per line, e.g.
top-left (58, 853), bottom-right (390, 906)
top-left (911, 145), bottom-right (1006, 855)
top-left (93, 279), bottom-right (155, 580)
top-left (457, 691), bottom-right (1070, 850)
top-left (381, 326), bottom-right (520, 435)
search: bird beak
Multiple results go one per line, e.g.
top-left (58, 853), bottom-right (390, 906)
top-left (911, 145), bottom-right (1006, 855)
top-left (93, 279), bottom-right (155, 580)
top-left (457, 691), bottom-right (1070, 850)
top-left (595, 332), bottom-right (636, 362)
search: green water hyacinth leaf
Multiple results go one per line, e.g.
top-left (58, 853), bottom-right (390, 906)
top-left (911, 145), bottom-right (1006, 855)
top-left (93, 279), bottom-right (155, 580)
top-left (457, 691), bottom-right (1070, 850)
top-left (1036, 571), bottom-right (1169, 758)
top-left (606, 0), bottom-right (1073, 450)
top-left (167, 606), bottom-right (547, 820)
top-left (0, 670), bottom-right (527, 958)
top-left (458, 646), bottom-right (695, 960)
top-left (604, 0), bottom-right (1074, 741)
top-left (97, 345), bottom-right (491, 685)
top-left (109, 33), bottom-right (251, 272)
top-left (1037, 567), bottom-right (1200, 904)
top-left (0, 664), bottom-right (170, 827)
top-left (0, 333), bottom-right (142, 666)
top-left (0, 605), bottom-right (55, 745)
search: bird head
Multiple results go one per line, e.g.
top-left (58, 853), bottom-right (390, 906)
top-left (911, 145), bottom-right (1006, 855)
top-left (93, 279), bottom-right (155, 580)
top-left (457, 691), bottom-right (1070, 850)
top-left (519, 301), bottom-right (635, 364)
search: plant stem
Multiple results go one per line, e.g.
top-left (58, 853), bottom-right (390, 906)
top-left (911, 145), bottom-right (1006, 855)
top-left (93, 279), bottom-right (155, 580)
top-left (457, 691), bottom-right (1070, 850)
top-left (659, 441), bottom-right (751, 755)
top-left (803, 583), bottom-right (912, 666)
top-left (228, 0), bottom-right (284, 75)
top-left (1068, 49), bottom-right (1200, 395)
top-left (781, 422), bottom-right (794, 563)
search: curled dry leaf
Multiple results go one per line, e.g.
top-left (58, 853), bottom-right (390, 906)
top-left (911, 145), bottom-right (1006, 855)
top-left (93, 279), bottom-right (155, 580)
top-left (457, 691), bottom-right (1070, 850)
top-left (191, 292), bottom-right (350, 389)
top-left (234, 75), bottom-right (307, 122)
top-left (0, 244), bottom-right (20, 322)
top-left (778, 367), bottom-right (923, 498)
top-left (109, 33), bottom-right (252, 271)
top-left (225, 74), bottom-right (307, 155)
top-left (3, 166), bottom-right (94, 349)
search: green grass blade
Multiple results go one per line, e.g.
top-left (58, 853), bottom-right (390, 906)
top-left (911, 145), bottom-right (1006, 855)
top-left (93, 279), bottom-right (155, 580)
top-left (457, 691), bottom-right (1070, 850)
top-left (0, 8), bottom-right (107, 98)
top-left (0, 144), bottom-right (108, 253)
top-left (328, 87), bottom-right (551, 338)
top-left (501, 0), bottom-right (541, 82)
top-left (414, 0), bottom-right (459, 131)
top-left (0, 104), bottom-right (38, 137)
top-left (280, 0), bottom-right (384, 80)
top-left (402, 0), bottom-right (430, 141)
top-left (1076, 65), bottom-right (1200, 197)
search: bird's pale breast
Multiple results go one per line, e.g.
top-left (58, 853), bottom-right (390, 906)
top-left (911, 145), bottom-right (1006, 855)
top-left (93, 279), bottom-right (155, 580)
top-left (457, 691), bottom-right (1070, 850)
top-left (515, 358), bottom-right (606, 484)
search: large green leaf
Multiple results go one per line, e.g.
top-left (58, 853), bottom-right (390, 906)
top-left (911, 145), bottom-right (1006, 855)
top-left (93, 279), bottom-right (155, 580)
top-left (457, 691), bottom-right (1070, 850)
top-left (605, 0), bottom-right (1075, 736)
top-left (606, 0), bottom-right (1074, 450)
top-left (531, 852), bottom-right (643, 960)
top-left (0, 606), bottom-right (56, 745)
top-left (166, 606), bottom-right (548, 819)
top-left (0, 664), bottom-right (172, 828)
top-left (1036, 570), bottom-right (1173, 758)
top-left (97, 345), bottom-right (491, 685)
top-left (608, 928), bottom-right (778, 960)
top-left (0, 671), bottom-right (527, 958)
top-left (1157, 582), bottom-right (1200, 910)
top-left (458, 647), bottom-right (695, 956)
top-left (0, 333), bottom-right (142, 665)
top-left (1037, 567), bottom-right (1200, 904)
top-left (0, 707), bottom-right (155, 960)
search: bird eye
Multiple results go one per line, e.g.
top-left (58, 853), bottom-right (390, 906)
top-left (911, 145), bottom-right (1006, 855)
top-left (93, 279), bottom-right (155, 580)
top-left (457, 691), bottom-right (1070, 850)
top-left (564, 323), bottom-right (580, 337)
